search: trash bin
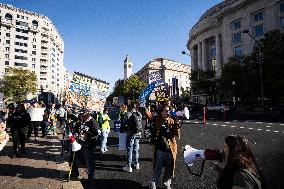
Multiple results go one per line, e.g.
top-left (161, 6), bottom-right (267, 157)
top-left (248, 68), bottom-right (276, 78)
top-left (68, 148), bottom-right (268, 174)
top-left (113, 120), bottom-right (121, 132)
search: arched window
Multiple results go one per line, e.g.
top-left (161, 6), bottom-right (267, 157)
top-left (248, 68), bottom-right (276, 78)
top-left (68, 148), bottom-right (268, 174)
top-left (32, 20), bottom-right (38, 28)
top-left (5, 13), bottom-right (13, 20)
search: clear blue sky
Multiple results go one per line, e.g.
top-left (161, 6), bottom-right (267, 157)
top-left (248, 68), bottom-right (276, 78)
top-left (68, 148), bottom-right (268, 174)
top-left (1, 0), bottom-right (223, 89)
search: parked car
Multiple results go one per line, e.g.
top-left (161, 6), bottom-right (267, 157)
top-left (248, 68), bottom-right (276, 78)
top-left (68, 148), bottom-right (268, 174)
top-left (205, 104), bottom-right (230, 112)
top-left (187, 103), bottom-right (204, 112)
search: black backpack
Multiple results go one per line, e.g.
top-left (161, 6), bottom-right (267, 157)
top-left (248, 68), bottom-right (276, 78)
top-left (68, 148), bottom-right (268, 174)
top-left (128, 111), bottom-right (143, 133)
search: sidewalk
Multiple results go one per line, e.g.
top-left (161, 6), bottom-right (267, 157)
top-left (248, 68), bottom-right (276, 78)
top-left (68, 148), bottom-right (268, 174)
top-left (0, 129), bottom-right (83, 189)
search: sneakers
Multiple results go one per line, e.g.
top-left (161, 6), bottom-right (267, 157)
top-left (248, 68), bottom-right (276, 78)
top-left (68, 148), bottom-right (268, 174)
top-left (133, 163), bottom-right (139, 170)
top-left (122, 165), bottom-right (132, 173)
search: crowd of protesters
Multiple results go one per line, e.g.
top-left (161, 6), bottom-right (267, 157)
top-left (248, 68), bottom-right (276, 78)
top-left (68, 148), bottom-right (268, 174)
top-left (0, 99), bottom-right (265, 189)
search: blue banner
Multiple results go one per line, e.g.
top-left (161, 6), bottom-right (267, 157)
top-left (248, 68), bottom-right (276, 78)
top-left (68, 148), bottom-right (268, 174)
top-left (139, 82), bottom-right (156, 104)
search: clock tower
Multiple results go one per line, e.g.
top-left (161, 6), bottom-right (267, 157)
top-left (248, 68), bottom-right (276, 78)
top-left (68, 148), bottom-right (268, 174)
top-left (124, 55), bottom-right (133, 80)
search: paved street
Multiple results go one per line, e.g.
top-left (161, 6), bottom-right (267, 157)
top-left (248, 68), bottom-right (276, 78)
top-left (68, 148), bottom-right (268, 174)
top-left (0, 118), bottom-right (283, 189)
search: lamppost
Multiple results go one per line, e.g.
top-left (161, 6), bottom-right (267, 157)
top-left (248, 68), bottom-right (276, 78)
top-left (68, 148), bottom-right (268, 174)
top-left (232, 80), bottom-right (236, 107)
top-left (243, 30), bottom-right (264, 107)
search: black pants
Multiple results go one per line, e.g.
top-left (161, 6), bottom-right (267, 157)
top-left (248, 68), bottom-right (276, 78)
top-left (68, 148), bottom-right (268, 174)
top-left (27, 121), bottom-right (40, 139)
top-left (11, 126), bottom-right (28, 154)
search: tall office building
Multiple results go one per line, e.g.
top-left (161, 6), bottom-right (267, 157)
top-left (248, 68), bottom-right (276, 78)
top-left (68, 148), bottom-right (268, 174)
top-left (0, 3), bottom-right (65, 102)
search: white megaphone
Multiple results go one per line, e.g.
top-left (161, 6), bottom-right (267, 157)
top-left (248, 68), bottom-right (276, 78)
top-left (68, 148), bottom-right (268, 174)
top-left (0, 131), bottom-right (9, 151)
top-left (69, 134), bottom-right (81, 152)
top-left (184, 145), bottom-right (224, 177)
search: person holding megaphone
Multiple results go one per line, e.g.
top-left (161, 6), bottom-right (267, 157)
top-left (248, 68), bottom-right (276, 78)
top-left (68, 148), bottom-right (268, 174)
top-left (184, 135), bottom-right (265, 189)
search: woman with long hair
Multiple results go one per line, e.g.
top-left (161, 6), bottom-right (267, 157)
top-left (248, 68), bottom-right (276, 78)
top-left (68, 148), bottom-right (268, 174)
top-left (211, 135), bottom-right (265, 189)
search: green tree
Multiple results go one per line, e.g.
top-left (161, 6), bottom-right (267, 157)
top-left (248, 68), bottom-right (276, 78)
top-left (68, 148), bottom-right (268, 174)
top-left (0, 68), bottom-right (37, 102)
top-left (107, 79), bottom-right (124, 102)
top-left (121, 75), bottom-right (147, 101)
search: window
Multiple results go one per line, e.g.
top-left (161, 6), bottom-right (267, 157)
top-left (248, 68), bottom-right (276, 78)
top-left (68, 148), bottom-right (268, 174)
top-left (281, 3), bottom-right (284, 12)
top-left (232, 20), bottom-right (241, 30)
top-left (235, 47), bottom-right (243, 57)
top-left (6, 40), bottom-right (10, 44)
top-left (14, 62), bottom-right (28, 67)
top-left (254, 12), bottom-right (263, 22)
top-left (280, 17), bottom-right (284, 29)
top-left (233, 32), bottom-right (242, 44)
top-left (5, 54), bottom-right (9, 58)
top-left (254, 25), bottom-right (264, 37)
top-left (5, 61), bottom-right (9, 65)
top-left (5, 68), bottom-right (9, 73)
top-left (6, 33), bottom-right (10, 37)
top-left (17, 14), bottom-right (20, 18)
top-left (33, 45), bottom-right (36, 48)
top-left (210, 48), bottom-right (216, 57)
top-left (32, 64), bottom-right (35, 68)
top-left (33, 38), bottom-right (36, 42)
top-left (32, 58), bottom-right (36, 61)
top-left (5, 47), bottom-right (10, 51)
top-left (32, 51), bottom-right (36, 55)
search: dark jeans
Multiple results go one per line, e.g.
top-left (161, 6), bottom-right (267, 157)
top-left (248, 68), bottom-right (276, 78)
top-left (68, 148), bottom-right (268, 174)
top-left (27, 121), bottom-right (40, 139)
top-left (40, 121), bottom-right (49, 135)
top-left (11, 126), bottom-right (28, 154)
top-left (69, 146), bottom-right (96, 180)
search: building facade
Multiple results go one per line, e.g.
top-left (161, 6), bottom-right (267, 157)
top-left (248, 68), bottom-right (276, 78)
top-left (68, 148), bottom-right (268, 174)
top-left (0, 3), bottom-right (65, 101)
top-left (136, 58), bottom-right (191, 96)
top-left (187, 0), bottom-right (284, 77)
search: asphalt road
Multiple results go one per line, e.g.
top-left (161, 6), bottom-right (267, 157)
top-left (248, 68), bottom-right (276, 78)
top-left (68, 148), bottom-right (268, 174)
top-left (78, 119), bottom-right (284, 189)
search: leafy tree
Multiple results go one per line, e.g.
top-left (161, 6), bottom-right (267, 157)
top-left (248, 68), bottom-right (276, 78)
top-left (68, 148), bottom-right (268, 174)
top-left (107, 79), bottom-right (124, 102)
top-left (0, 68), bottom-right (37, 102)
top-left (121, 75), bottom-right (147, 101)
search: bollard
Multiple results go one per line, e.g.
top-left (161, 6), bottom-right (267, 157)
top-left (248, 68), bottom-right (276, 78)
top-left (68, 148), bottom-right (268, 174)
top-left (223, 109), bottom-right (227, 120)
top-left (203, 107), bottom-right (206, 125)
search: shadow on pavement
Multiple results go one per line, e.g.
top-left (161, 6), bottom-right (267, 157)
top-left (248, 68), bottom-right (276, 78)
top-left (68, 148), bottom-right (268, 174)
top-left (81, 178), bottom-right (149, 189)
top-left (0, 163), bottom-right (61, 180)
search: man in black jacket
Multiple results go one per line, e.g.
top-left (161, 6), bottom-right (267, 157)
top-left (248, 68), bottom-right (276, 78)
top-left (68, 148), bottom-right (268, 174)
top-left (69, 108), bottom-right (100, 183)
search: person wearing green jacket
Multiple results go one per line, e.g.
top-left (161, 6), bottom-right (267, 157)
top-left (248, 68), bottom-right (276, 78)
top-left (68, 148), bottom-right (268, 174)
top-left (100, 109), bottom-right (111, 153)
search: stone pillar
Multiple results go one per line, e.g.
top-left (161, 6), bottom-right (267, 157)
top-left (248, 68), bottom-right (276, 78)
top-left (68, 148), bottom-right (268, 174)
top-left (216, 33), bottom-right (222, 77)
top-left (190, 47), bottom-right (198, 71)
top-left (197, 42), bottom-right (202, 70)
top-left (202, 40), bottom-right (207, 70)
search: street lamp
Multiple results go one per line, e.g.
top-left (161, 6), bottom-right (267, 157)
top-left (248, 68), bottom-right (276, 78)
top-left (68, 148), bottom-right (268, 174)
top-left (232, 80), bottom-right (236, 107)
top-left (243, 30), bottom-right (264, 107)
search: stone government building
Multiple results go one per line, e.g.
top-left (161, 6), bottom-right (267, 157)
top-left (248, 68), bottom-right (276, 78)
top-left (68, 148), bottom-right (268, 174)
top-left (187, 0), bottom-right (284, 77)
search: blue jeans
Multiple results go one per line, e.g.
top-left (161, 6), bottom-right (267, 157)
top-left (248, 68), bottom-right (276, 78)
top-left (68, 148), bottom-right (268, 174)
top-left (150, 150), bottom-right (174, 189)
top-left (126, 133), bottom-right (140, 166)
top-left (101, 130), bottom-right (110, 152)
top-left (70, 147), bottom-right (96, 180)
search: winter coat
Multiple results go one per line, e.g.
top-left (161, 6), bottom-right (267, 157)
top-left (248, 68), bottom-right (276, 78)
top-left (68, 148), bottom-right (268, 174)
top-left (153, 115), bottom-right (180, 176)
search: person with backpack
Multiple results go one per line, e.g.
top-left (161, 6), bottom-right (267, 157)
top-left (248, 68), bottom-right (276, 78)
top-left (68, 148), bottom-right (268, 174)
top-left (123, 103), bottom-right (143, 173)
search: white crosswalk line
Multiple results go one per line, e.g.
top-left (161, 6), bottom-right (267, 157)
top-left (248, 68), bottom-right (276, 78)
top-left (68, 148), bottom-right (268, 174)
top-left (240, 127), bottom-right (244, 129)
top-left (274, 131), bottom-right (279, 133)
top-left (268, 123), bottom-right (273, 125)
top-left (222, 125), bottom-right (226, 127)
top-left (213, 123), bottom-right (218, 126)
top-left (225, 122), bottom-right (230, 124)
top-left (230, 126), bottom-right (236, 128)
top-left (256, 122), bottom-right (262, 124)
top-left (257, 129), bottom-right (262, 131)
top-left (266, 126), bottom-right (271, 128)
top-left (266, 130), bottom-right (271, 132)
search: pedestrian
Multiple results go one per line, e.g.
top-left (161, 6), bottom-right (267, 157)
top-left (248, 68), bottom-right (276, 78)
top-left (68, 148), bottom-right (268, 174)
top-left (9, 103), bottom-right (31, 157)
top-left (123, 103), bottom-right (143, 173)
top-left (149, 104), bottom-right (180, 189)
top-left (55, 104), bottom-right (67, 128)
top-left (46, 103), bottom-right (57, 135)
top-left (0, 117), bottom-right (9, 151)
top-left (118, 104), bottom-right (127, 133)
top-left (209, 135), bottom-right (265, 189)
top-left (100, 109), bottom-right (111, 153)
top-left (69, 108), bottom-right (100, 184)
top-left (27, 102), bottom-right (43, 141)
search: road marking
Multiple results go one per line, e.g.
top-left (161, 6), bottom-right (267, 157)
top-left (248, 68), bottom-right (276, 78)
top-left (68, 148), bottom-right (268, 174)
top-left (266, 126), bottom-right (271, 128)
top-left (222, 125), bottom-right (227, 127)
top-left (249, 128), bottom-right (254, 130)
top-left (280, 124), bottom-right (284, 126)
top-left (257, 129), bottom-right (262, 131)
top-left (213, 123), bottom-right (218, 126)
top-left (233, 120), bottom-right (238, 122)
top-left (194, 122), bottom-right (200, 124)
top-left (240, 127), bottom-right (244, 129)
top-left (256, 122), bottom-right (262, 124)
top-left (266, 130), bottom-right (271, 132)
top-left (230, 126), bottom-right (236, 128)
top-left (209, 118), bottom-right (215, 120)
top-left (268, 123), bottom-right (273, 125)
top-left (274, 131), bottom-right (279, 133)
top-left (225, 122), bottom-right (230, 124)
